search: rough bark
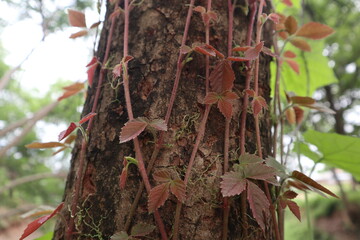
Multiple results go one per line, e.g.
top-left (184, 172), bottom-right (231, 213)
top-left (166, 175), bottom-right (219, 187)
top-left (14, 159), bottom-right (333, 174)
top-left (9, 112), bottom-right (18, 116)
top-left (54, 1), bottom-right (274, 239)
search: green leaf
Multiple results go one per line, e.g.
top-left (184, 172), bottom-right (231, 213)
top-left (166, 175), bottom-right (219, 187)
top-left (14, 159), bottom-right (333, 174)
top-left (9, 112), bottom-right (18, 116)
top-left (303, 130), bottom-right (360, 180)
top-left (271, 41), bottom-right (338, 97)
top-left (239, 153), bottom-right (263, 165)
top-left (131, 223), bottom-right (156, 237)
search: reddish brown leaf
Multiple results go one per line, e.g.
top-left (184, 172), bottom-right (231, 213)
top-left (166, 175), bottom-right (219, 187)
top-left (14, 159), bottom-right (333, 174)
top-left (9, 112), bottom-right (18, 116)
top-left (227, 56), bottom-right (251, 62)
top-left (52, 147), bottom-right (68, 156)
top-left (204, 92), bottom-right (219, 104)
top-left (268, 13), bottom-right (280, 24)
top-left (294, 106), bottom-right (304, 124)
top-left (194, 45), bottom-right (216, 57)
top-left (69, 30), bottom-right (88, 39)
top-left (58, 90), bottom-right (82, 101)
top-left (287, 180), bottom-right (310, 191)
top-left (205, 44), bottom-right (224, 59)
top-left (26, 142), bottom-right (65, 149)
top-left (68, 9), bottom-right (86, 27)
top-left (232, 46), bottom-right (251, 52)
top-left (218, 99), bottom-right (233, 119)
top-left (89, 21), bottom-right (101, 29)
top-left (148, 183), bottom-right (170, 212)
top-left (289, 38), bottom-right (311, 52)
top-left (291, 171), bottom-right (339, 198)
top-left (86, 57), bottom-right (98, 67)
top-left (247, 181), bottom-right (269, 231)
top-left (285, 59), bottom-right (300, 74)
top-left (193, 6), bottom-right (206, 13)
top-left (282, 0), bottom-right (293, 7)
top-left (285, 16), bottom-right (298, 35)
top-left (207, 11), bottom-right (218, 22)
top-left (119, 119), bottom-right (148, 143)
top-left (209, 60), bottom-right (235, 92)
top-left (245, 89), bottom-right (256, 97)
top-left (119, 168), bottom-right (128, 189)
top-left (64, 134), bottom-right (76, 144)
top-left (220, 171), bottom-right (246, 197)
top-left (19, 202), bottom-right (64, 240)
top-left (149, 119), bottom-right (167, 131)
top-left (279, 199), bottom-right (287, 209)
top-left (223, 91), bottom-right (239, 100)
top-left (283, 190), bottom-right (298, 199)
top-left (296, 22), bottom-right (335, 40)
top-left (153, 170), bottom-right (172, 183)
top-left (79, 112), bottom-right (97, 124)
top-left (261, 47), bottom-right (278, 57)
top-left (112, 63), bottom-right (123, 78)
top-left (285, 107), bottom-right (296, 125)
top-left (252, 96), bottom-right (268, 116)
top-left (290, 96), bottom-right (316, 105)
top-left (287, 200), bottom-right (301, 221)
top-left (284, 50), bottom-right (296, 58)
top-left (87, 62), bottom-right (99, 87)
top-left (170, 179), bottom-right (186, 203)
top-left (123, 55), bottom-right (134, 63)
top-left (244, 163), bottom-right (277, 181)
top-left (58, 122), bottom-right (78, 141)
top-left (63, 82), bottom-right (84, 91)
top-left (244, 41), bottom-right (264, 60)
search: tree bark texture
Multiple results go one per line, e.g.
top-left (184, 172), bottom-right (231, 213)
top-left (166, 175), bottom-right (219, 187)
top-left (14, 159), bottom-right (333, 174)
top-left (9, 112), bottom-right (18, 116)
top-left (54, 0), bottom-right (274, 239)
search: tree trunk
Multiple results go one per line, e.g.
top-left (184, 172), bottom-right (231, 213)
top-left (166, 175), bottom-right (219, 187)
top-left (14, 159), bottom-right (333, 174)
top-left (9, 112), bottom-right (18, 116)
top-left (54, 0), bottom-right (274, 239)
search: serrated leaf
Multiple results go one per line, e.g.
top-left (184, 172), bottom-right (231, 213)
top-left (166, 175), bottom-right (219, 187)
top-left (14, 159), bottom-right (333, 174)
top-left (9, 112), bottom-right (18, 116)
top-left (58, 123), bottom-right (78, 141)
top-left (149, 119), bottom-right (167, 131)
top-left (223, 91), bottom-right (239, 100)
top-left (69, 30), bottom-right (88, 39)
top-left (79, 112), bottom-right (97, 124)
top-left (218, 99), bottom-right (233, 119)
top-left (131, 223), bottom-right (156, 237)
top-left (291, 171), bottom-right (338, 198)
top-left (283, 190), bottom-right (298, 199)
top-left (194, 45), bottom-right (216, 57)
top-left (209, 60), bottom-right (235, 92)
top-left (261, 46), bottom-right (278, 57)
top-left (153, 170), bottom-right (171, 183)
top-left (19, 203), bottom-right (64, 240)
top-left (205, 44), bottom-right (224, 59)
top-left (290, 96), bottom-right (315, 105)
top-left (204, 92), bottom-right (219, 104)
top-left (284, 50), bottom-right (296, 58)
top-left (119, 119), bottom-right (148, 143)
top-left (68, 9), bottom-right (86, 27)
top-left (170, 179), bottom-right (186, 203)
top-left (111, 232), bottom-right (129, 240)
top-left (148, 183), bottom-right (170, 212)
top-left (265, 156), bottom-right (288, 178)
top-left (252, 96), bottom-right (268, 116)
top-left (285, 59), bottom-right (299, 74)
top-left (220, 171), bottom-right (246, 197)
top-left (244, 41), bottom-right (264, 60)
top-left (119, 168), bottom-right (128, 189)
top-left (289, 38), bottom-right (311, 52)
top-left (286, 200), bottom-right (301, 221)
top-left (25, 142), bottom-right (65, 149)
top-left (284, 16), bottom-right (297, 35)
top-left (247, 181), bottom-right (269, 231)
top-left (245, 89), bottom-right (256, 97)
top-left (232, 46), bottom-right (251, 52)
top-left (296, 22), bottom-right (334, 40)
top-left (244, 163), bottom-right (277, 181)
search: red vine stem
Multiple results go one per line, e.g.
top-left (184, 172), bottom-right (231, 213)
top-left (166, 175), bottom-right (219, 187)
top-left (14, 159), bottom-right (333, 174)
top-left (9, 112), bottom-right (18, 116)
top-left (165, 0), bottom-right (196, 124)
top-left (122, 1), bottom-right (168, 239)
top-left (205, 0), bottom-right (211, 93)
top-left (253, 1), bottom-right (280, 239)
top-left (66, 4), bottom-right (119, 239)
top-left (123, 0), bottom-right (196, 232)
top-left (173, 105), bottom-right (211, 240)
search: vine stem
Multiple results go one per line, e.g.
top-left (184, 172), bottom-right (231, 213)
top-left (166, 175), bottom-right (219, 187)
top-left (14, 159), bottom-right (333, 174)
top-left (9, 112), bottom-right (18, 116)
top-left (122, 0), bottom-right (168, 239)
top-left (238, 2), bottom-right (257, 237)
top-left (66, 4), bottom-right (118, 239)
top-left (173, 105), bottom-right (211, 240)
top-left (253, 1), bottom-right (280, 240)
top-left (123, 0), bottom-right (196, 231)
